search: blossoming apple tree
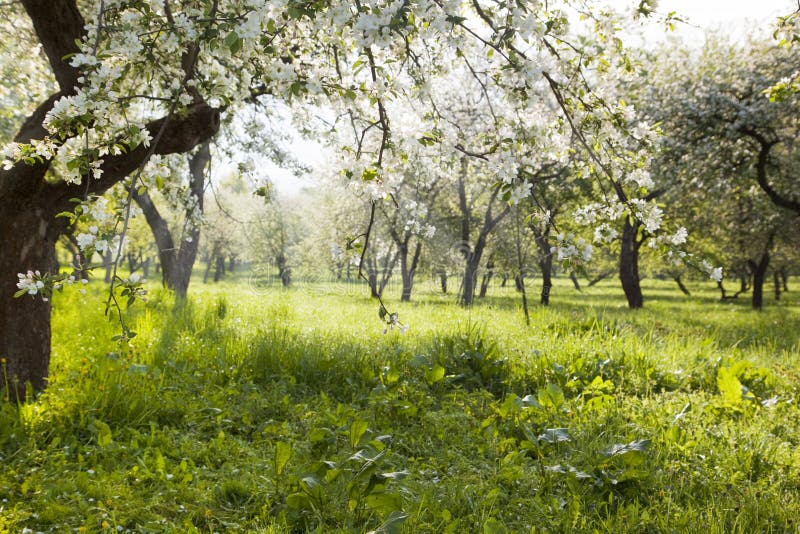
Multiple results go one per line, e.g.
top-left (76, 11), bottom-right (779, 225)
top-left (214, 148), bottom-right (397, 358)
top-left (1, 0), bottom-right (687, 396)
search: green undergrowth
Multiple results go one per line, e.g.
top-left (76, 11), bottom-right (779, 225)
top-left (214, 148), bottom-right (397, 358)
top-left (1, 277), bottom-right (799, 532)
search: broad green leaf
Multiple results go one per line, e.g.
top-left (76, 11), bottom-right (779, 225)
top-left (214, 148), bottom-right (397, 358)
top-left (425, 364), bottom-right (445, 385)
top-left (717, 366), bottom-right (744, 405)
top-left (365, 492), bottom-right (402, 512)
top-left (274, 441), bottom-right (291, 476)
top-left (538, 383), bottom-right (565, 409)
top-left (367, 510), bottom-right (409, 534)
top-left (350, 420), bottom-right (369, 449)
top-left (483, 518), bottom-right (509, 534)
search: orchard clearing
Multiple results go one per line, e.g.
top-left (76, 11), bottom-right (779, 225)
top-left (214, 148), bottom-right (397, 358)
top-left (2, 274), bottom-right (800, 533)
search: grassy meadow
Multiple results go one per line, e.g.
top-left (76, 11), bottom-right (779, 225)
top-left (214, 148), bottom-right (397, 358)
top-left (2, 273), bottom-right (800, 533)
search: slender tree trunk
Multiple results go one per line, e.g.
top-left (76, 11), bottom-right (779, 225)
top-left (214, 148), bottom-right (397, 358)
top-left (569, 271), bottom-right (581, 292)
top-left (171, 142), bottom-right (209, 296)
top-left (365, 256), bottom-right (379, 298)
top-left (399, 242), bottom-right (422, 302)
top-left (203, 256), bottom-right (213, 284)
top-left (378, 248), bottom-right (399, 297)
top-left (781, 270), bottom-right (789, 292)
top-left (674, 276), bottom-right (691, 296)
top-left (749, 233), bottom-right (774, 310)
top-left (500, 274), bottom-right (508, 288)
top-left (619, 216), bottom-right (644, 309)
top-left (439, 271), bottom-right (448, 294)
top-left (587, 270), bottom-right (614, 287)
top-left (134, 142), bottom-right (209, 297)
top-left (717, 281), bottom-right (728, 300)
top-left (214, 255), bottom-right (225, 282)
top-left (534, 233), bottom-right (553, 306)
top-left (751, 256), bottom-right (769, 310)
top-left (104, 249), bottom-right (114, 283)
top-left (479, 254), bottom-right (495, 298)
top-left (774, 271), bottom-right (781, 301)
top-left (142, 257), bottom-right (151, 279)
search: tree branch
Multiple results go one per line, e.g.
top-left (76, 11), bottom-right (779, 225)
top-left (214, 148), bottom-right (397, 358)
top-left (51, 102), bottom-right (221, 209)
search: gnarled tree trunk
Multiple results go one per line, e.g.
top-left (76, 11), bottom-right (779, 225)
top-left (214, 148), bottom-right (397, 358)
top-left (0, 1), bottom-right (220, 397)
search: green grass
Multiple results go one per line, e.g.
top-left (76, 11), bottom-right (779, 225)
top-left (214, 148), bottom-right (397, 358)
top-left (1, 273), bottom-right (799, 532)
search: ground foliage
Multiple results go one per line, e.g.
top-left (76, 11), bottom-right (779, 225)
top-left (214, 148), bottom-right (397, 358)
top-left (1, 276), bottom-right (800, 533)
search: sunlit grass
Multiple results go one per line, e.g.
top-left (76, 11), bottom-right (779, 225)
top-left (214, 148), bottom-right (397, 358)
top-left (1, 272), bottom-right (798, 532)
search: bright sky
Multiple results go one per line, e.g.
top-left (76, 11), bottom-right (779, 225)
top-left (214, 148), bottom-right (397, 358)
top-left (609, 0), bottom-right (793, 46)
top-left (263, 0), bottom-right (796, 195)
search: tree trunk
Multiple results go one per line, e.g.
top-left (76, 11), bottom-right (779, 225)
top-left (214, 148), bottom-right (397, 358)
top-left (0, 207), bottom-right (60, 400)
top-left (439, 271), bottom-right (448, 294)
top-left (781, 270), bottom-right (789, 292)
top-left (535, 233), bottom-right (553, 306)
top-left (378, 248), bottom-right (399, 297)
top-left (749, 232), bottom-right (775, 310)
top-left (674, 276), bottom-right (691, 296)
top-left (214, 255), bottom-right (225, 282)
top-left (462, 257), bottom-right (480, 306)
top-left (479, 254), bottom-right (495, 298)
top-left (142, 257), bottom-right (151, 279)
top-left (170, 143), bottom-right (209, 296)
top-left (203, 256), bottom-right (213, 284)
top-left (399, 242), bottom-right (421, 302)
top-left (500, 274), bottom-right (508, 288)
top-left (751, 256), bottom-right (769, 310)
top-left (367, 258), bottom-right (379, 298)
top-left (774, 271), bottom-right (781, 301)
top-left (133, 142), bottom-right (208, 298)
top-left (619, 216), bottom-right (644, 309)
top-left (569, 271), bottom-right (581, 291)
top-left (587, 270), bottom-right (614, 287)
top-left (104, 249), bottom-right (114, 283)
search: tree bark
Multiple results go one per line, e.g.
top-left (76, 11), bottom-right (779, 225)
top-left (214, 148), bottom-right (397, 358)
top-left (534, 233), bottom-right (553, 306)
top-left (133, 142), bottom-right (209, 298)
top-left (774, 271), bottom-right (781, 301)
top-left (749, 232), bottom-right (775, 310)
top-left (439, 271), bottom-right (448, 294)
top-left (214, 255), bottom-right (225, 282)
top-left (478, 254), bottom-right (495, 298)
top-left (0, 207), bottom-right (60, 399)
top-left (399, 242), bottom-right (421, 302)
top-left (619, 216), bottom-right (644, 309)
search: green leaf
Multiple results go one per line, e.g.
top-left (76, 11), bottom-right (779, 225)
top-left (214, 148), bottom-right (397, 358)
top-left (365, 492), bottom-right (402, 512)
top-left (483, 518), bottom-right (509, 534)
top-left (717, 366), bottom-right (744, 405)
top-left (602, 439), bottom-right (650, 467)
top-left (286, 492), bottom-right (310, 510)
top-left (90, 419), bottom-right (113, 448)
top-left (224, 31), bottom-right (243, 54)
top-left (538, 383), bottom-right (565, 410)
top-left (425, 364), bottom-right (445, 385)
top-left (274, 441), bottom-right (292, 476)
top-left (350, 420), bottom-right (369, 449)
top-left (537, 428), bottom-right (571, 444)
top-left (367, 511), bottom-right (409, 534)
